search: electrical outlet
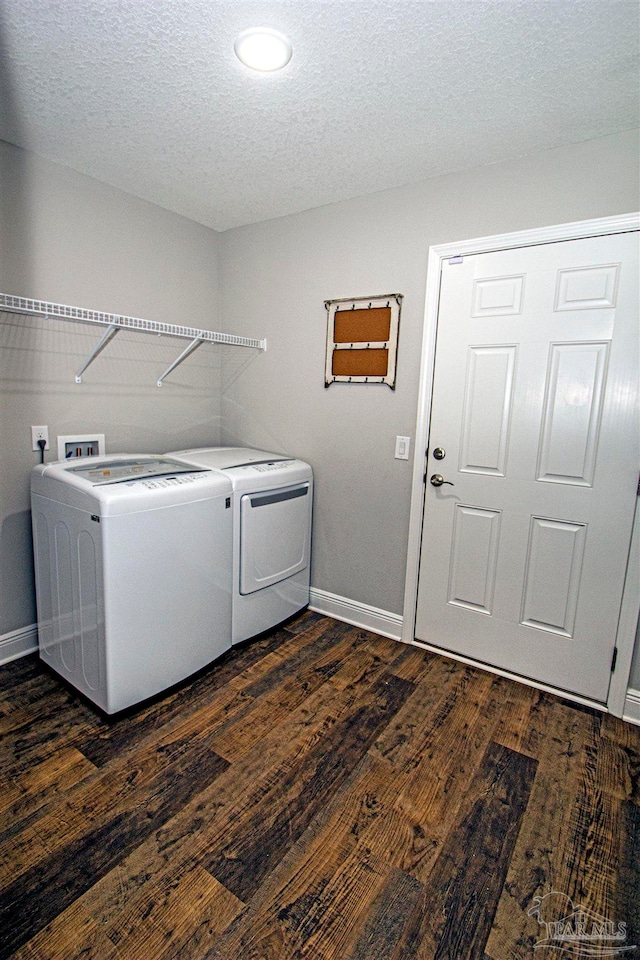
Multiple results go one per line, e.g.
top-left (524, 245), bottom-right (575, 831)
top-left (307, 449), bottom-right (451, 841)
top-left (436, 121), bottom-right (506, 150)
top-left (31, 425), bottom-right (49, 451)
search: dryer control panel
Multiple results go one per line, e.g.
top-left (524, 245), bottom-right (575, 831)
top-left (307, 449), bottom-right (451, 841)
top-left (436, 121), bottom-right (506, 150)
top-left (252, 461), bottom-right (297, 473)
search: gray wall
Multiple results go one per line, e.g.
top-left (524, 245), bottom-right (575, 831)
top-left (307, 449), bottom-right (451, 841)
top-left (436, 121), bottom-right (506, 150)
top-left (2, 131), bottom-right (639, 693)
top-left (0, 140), bottom-right (223, 634)
top-left (218, 130), bottom-right (640, 679)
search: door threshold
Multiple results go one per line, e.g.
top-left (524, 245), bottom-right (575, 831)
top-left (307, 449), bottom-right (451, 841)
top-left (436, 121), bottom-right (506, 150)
top-left (411, 637), bottom-right (607, 714)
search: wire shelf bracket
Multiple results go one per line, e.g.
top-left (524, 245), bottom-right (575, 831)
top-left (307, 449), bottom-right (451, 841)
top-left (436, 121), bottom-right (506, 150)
top-left (0, 293), bottom-right (267, 386)
top-left (75, 323), bottom-right (119, 383)
top-left (157, 337), bottom-right (203, 388)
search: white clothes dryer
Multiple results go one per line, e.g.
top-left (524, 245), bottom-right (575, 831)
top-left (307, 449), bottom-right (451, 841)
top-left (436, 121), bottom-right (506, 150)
top-left (167, 447), bottom-right (313, 644)
top-left (31, 455), bottom-right (233, 713)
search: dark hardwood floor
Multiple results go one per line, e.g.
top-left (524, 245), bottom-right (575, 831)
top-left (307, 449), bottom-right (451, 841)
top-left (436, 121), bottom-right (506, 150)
top-left (1, 612), bottom-right (638, 959)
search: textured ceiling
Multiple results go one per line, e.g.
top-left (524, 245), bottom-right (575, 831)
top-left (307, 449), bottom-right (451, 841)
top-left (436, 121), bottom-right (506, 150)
top-left (0, 0), bottom-right (638, 231)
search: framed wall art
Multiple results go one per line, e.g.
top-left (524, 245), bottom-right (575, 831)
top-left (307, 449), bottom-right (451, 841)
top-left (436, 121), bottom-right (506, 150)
top-left (324, 293), bottom-right (402, 389)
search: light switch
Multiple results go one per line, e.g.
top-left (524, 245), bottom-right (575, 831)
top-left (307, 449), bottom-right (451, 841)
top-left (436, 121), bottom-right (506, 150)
top-left (395, 436), bottom-right (410, 460)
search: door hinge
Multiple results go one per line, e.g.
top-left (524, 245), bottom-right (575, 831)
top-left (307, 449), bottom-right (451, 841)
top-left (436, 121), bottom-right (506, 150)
top-left (611, 647), bottom-right (618, 672)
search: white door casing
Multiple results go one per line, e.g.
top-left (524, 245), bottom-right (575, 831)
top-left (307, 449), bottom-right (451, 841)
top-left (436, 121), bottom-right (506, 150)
top-left (403, 214), bottom-right (639, 714)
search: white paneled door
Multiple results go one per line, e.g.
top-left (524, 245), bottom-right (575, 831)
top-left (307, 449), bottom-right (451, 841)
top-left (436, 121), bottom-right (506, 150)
top-left (415, 231), bottom-right (639, 702)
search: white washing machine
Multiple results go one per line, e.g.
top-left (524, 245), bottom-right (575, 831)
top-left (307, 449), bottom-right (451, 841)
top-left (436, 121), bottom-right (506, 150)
top-left (167, 447), bottom-right (313, 644)
top-left (31, 455), bottom-right (233, 713)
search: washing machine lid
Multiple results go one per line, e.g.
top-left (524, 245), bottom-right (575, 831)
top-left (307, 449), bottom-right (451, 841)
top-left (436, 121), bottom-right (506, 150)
top-left (31, 454), bottom-right (232, 515)
top-left (66, 456), bottom-right (204, 485)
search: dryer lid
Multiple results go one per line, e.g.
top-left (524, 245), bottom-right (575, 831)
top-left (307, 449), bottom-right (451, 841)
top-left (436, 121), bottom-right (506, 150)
top-left (168, 447), bottom-right (290, 470)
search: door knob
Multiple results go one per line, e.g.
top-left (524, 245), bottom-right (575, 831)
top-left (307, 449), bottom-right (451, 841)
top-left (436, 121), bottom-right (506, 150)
top-left (430, 474), bottom-right (454, 487)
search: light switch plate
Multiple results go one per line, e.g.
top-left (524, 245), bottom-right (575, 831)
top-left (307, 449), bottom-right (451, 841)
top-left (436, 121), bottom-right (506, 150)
top-left (395, 436), bottom-right (410, 460)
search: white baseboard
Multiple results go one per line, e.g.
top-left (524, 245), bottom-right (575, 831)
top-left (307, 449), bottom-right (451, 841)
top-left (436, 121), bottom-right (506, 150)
top-left (623, 689), bottom-right (640, 726)
top-left (0, 624), bottom-right (38, 665)
top-left (308, 592), bottom-right (640, 726)
top-left (3, 611), bottom-right (638, 727)
top-left (309, 588), bottom-right (403, 642)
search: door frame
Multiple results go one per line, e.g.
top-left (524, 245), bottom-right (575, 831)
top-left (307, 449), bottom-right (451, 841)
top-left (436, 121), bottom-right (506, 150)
top-left (402, 212), bottom-right (640, 717)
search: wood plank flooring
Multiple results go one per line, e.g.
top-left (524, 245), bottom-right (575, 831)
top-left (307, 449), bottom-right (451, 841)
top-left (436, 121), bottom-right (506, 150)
top-left (1, 612), bottom-right (638, 959)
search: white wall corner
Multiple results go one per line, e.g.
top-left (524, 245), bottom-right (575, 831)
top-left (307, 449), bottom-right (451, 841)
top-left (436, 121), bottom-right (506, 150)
top-left (309, 588), bottom-right (404, 642)
top-left (0, 624), bottom-right (38, 665)
top-left (623, 689), bottom-right (640, 727)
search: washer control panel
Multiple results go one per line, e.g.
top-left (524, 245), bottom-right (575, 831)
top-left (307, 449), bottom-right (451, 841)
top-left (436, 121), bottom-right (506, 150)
top-left (136, 474), bottom-right (207, 489)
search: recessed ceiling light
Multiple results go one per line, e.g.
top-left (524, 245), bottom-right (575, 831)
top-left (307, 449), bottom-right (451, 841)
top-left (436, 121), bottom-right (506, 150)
top-left (234, 28), bottom-right (293, 72)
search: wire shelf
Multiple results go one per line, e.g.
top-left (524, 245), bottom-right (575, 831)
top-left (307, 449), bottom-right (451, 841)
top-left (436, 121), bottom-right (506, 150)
top-left (0, 292), bottom-right (266, 385)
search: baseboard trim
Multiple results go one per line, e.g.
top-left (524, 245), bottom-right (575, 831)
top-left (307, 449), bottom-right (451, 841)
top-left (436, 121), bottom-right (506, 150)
top-left (3, 612), bottom-right (638, 726)
top-left (623, 689), bottom-right (640, 726)
top-left (309, 588), bottom-right (403, 642)
top-left (0, 624), bottom-right (38, 665)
